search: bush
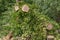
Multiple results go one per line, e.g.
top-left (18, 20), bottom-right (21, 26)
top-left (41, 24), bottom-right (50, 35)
top-left (0, 0), bottom-right (60, 40)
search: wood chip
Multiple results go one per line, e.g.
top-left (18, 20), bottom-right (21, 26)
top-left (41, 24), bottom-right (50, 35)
top-left (47, 35), bottom-right (54, 40)
top-left (58, 29), bottom-right (60, 33)
top-left (56, 29), bottom-right (60, 34)
top-left (25, 35), bottom-right (31, 40)
top-left (15, 5), bottom-right (19, 11)
top-left (46, 23), bottom-right (53, 30)
top-left (22, 4), bottom-right (29, 12)
top-left (16, 0), bottom-right (19, 2)
top-left (3, 31), bottom-right (13, 40)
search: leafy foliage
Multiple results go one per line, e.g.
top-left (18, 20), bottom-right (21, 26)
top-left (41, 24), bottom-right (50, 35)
top-left (0, 0), bottom-right (60, 40)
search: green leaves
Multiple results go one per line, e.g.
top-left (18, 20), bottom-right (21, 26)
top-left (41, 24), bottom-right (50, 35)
top-left (0, 0), bottom-right (60, 40)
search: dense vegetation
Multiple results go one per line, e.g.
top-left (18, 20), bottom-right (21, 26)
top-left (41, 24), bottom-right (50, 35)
top-left (0, 0), bottom-right (60, 40)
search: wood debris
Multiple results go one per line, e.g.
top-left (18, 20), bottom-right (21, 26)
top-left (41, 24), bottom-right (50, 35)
top-left (47, 35), bottom-right (54, 40)
top-left (15, 5), bottom-right (19, 11)
top-left (3, 31), bottom-right (13, 40)
top-left (22, 4), bottom-right (29, 12)
top-left (46, 23), bottom-right (53, 30)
